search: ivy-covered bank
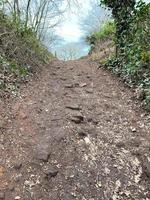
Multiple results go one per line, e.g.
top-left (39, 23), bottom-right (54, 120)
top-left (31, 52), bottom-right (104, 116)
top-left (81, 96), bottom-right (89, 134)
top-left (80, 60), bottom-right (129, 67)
top-left (93, 0), bottom-right (150, 107)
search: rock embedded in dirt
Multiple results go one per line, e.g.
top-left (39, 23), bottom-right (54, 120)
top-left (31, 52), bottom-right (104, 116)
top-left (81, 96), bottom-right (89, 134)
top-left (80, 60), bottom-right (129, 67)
top-left (69, 111), bottom-right (84, 124)
top-left (51, 72), bottom-right (57, 76)
top-left (65, 83), bottom-right (80, 88)
top-left (70, 116), bottom-right (83, 124)
top-left (66, 104), bottom-right (82, 111)
top-left (43, 166), bottom-right (58, 178)
top-left (76, 126), bottom-right (95, 137)
top-left (86, 115), bottom-right (99, 125)
top-left (130, 127), bottom-right (137, 132)
top-left (15, 196), bottom-right (21, 200)
top-left (35, 149), bottom-right (50, 162)
top-left (13, 162), bottom-right (22, 170)
top-left (80, 83), bottom-right (87, 87)
top-left (24, 180), bottom-right (35, 188)
top-left (0, 192), bottom-right (5, 199)
top-left (60, 77), bottom-right (67, 81)
top-left (85, 88), bottom-right (93, 94)
top-left (77, 128), bottom-right (87, 137)
top-left (86, 75), bottom-right (91, 79)
top-left (55, 65), bottom-right (60, 69)
top-left (65, 84), bottom-right (74, 88)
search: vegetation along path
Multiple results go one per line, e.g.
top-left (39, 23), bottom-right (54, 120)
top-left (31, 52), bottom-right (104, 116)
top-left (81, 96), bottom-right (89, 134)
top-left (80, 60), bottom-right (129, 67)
top-left (0, 59), bottom-right (150, 200)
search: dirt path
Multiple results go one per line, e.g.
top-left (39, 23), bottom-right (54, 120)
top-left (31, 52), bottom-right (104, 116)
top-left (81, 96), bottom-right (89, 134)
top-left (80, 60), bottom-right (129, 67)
top-left (0, 59), bottom-right (150, 200)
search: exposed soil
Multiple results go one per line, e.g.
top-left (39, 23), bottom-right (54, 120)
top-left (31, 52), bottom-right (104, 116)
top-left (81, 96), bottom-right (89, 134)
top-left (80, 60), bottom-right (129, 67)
top-left (0, 59), bottom-right (150, 200)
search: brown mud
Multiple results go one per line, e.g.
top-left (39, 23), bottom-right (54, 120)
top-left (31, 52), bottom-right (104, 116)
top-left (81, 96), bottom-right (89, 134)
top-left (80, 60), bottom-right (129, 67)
top-left (0, 59), bottom-right (150, 200)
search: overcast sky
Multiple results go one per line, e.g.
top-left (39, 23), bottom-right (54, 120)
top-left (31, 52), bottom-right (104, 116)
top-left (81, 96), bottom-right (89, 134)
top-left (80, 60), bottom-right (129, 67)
top-left (51, 0), bottom-right (149, 59)
top-left (54, 0), bottom-right (91, 43)
top-left (54, 0), bottom-right (109, 43)
top-left (54, 0), bottom-right (149, 44)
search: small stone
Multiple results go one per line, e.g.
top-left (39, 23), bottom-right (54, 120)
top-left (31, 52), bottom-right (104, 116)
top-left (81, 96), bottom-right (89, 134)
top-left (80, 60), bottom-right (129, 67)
top-left (70, 112), bottom-right (84, 124)
top-left (96, 181), bottom-right (102, 188)
top-left (87, 115), bottom-right (99, 125)
top-left (24, 180), bottom-right (35, 188)
top-left (35, 150), bottom-right (50, 162)
top-left (76, 128), bottom-right (87, 137)
top-left (93, 119), bottom-right (99, 125)
top-left (13, 162), bottom-right (22, 170)
top-left (85, 88), bottom-right (93, 94)
top-left (15, 196), bottom-right (21, 200)
top-left (131, 127), bottom-right (136, 132)
top-left (69, 67), bottom-right (74, 70)
top-left (45, 108), bottom-right (49, 112)
top-left (43, 166), bottom-right (58, 178)
top-left (51, 72), bottom-right (56, 75)
top-left (0, 192), bottom-right (5, 199)
top-left (71, 192), bottom-right (77, 197)
top-left (66, 104), bottom-right (81, 111)
top-left (65, 84), bottom-right (74, 88)
top-left (80, 83), bottom-right (87, 87)
top-left (60, 77), bottom-right (66, 81)
top-left (87, 75), bottom-right (91, 78)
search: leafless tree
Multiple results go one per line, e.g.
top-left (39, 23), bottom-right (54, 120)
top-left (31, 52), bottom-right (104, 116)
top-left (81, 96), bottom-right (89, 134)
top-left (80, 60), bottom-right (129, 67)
top-left (59, 43), bottom-right (81, 60)
top-left (80, 0), bottom-right (111, 35)
top-left (1, 0), bottom-right (78, 38)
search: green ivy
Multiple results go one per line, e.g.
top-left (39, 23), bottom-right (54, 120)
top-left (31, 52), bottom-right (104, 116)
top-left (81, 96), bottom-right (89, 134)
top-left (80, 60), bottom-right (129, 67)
top-left (100, 0), bottom-right (150, 105)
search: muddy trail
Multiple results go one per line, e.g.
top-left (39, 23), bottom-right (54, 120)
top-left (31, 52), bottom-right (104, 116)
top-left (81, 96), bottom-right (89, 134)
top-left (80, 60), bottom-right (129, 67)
top-left (0, 59), bottom-right (150, 200)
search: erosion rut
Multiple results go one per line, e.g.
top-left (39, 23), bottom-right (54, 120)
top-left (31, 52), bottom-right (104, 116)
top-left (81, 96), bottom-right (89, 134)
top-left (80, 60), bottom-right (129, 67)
top-left (0, 59), bottom-right (150, 200)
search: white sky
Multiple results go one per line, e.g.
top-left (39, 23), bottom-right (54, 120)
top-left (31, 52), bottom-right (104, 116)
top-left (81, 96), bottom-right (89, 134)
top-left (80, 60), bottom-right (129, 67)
top-left (55, 0), bottom-right (150, 43)
top-left (51, 0), bottom-right (150, 60)
top-left (55, 0), bottom-right (92, 43)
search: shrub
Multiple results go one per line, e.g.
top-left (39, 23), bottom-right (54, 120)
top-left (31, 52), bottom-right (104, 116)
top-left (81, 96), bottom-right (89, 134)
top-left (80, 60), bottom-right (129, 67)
top-left (87, 21), bottom-right (115, 44)
top-left (94, 0), bottom-right (150, 106)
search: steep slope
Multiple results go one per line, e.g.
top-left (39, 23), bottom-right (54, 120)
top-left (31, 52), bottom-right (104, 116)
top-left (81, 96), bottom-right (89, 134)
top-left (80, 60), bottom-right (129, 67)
top-left (0, 59), bottom-right (150, 200)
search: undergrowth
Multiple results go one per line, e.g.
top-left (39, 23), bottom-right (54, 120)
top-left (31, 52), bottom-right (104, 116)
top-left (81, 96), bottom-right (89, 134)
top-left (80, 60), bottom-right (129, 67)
top-left (87, 21), bottom-right (115, 43)
top-left (0, 55), bottom-right (28, 97)
top-left (0, 11), bottom-right (54, 97)
top-left (88, 1), bottom-right (150, 108)
top-left (0, 12), bottom-right (53, 65)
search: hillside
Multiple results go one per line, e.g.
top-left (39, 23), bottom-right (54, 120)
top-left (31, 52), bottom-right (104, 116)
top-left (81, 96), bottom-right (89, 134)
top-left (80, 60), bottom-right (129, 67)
top-left (0, 58), bottom-right (150, 199)
top-left (87, 1), bottom-right (150, 109)
top-left (0, 1), bottom-right (150, 199)
top-left (0, 12), bottom-right (54, 98)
